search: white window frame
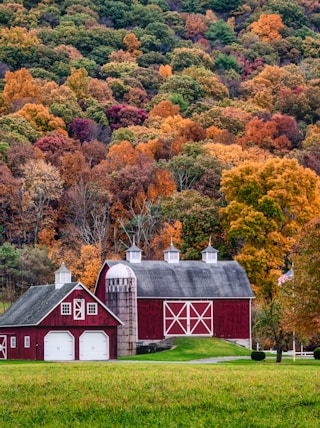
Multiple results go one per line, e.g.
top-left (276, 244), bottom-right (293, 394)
top-left (61, 302), bottom-right (72, 315)
top-left (10, 336), bottom-right (16, 348)
top-left (87, 302), bottom-right (97, 315)
top-left (73, 299), bottom-right (85, 320)
top-left (24, 336), bottom-right (30, 348)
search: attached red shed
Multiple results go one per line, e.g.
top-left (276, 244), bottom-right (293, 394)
top-left (0, 264), bottom-right (122, 361)
top-left (95, 242), bottom-right (255, 356)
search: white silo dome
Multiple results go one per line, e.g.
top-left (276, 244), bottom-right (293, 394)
top-left (106, 263), bottom-right (136, 280)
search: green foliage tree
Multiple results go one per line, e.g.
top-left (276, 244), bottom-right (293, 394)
top-left (206, 20), bottom-right (237, 47)
top-left (159, 75), bottom-right (203, 104)
top-left (208, 0), bottom-right (241, 12)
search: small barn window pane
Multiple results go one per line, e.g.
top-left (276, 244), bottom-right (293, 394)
top-left (87, 303), bottom-right (97, 315)
top-left (24, 336), bottom-right (30, 348)
top-left (61, 303), bottom-right (71, 315)
top-left (10, 336), bottom-right (16, 348)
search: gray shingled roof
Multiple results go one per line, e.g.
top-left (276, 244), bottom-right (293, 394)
top-left (106, 260), bottom-right (254, 299)
top-left (0, 283), bottom-right (76, 326)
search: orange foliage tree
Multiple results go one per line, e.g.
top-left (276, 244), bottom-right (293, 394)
top-left (159, 64), bottom-right (173, 80)
top-left (149, 100), bottom-right (180, 118)
top-left (123, 33), bottom-right (142, 56)
top-left (251, 13), bottom-right (285, 42)
top-left (237, 117), bottom-right (292, 154)
top-left (3, 68), bottom-right (41, 111)
top-left (106, 141), bottom-right (137, 172)
top-left (184, 13), bottom-right (208, 39)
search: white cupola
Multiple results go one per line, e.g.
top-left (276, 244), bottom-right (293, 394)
top-left (164, 237), bottom-right (181, 264)
top-left (125, 239), bottom-right (142, 263)
top-left (201, 237), bottom-right (218, 264)
top-left (55, 262), bottom-right (72, 289)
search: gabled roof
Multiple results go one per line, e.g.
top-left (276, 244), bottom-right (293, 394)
top-left (103, 260), bottom-right (254, 299)
top-left (0, 282), bottom-right (123, 327)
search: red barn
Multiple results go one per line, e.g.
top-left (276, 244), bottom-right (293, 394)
top-left (0, 263), bottom-right (122, 361)
top-left (95, 241), bottom-right (255, 356)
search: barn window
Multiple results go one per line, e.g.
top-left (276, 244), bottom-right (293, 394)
top-left (24, 336), bottom-right (30, 348)
top-left (61, 303), bottom-right (71, 315)
top-left (87, 303), bottom-right (97, 315)
top-left (10, 336), bottom-right (16, 348)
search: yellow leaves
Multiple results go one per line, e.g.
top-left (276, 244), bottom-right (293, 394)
top-left (0, 26), bottom-right (39, 50)
top-left (75, 245), bottom-right (102, 292)
top-left (66, 67), bottom-right (89, 100)
top-left (221, 158), bottom-right (320, 299)
top-left (251, 13), bottom-right (284, 42)
top-left (15, 103), bottom-right (66, 133)
top-left (301, 123), bottom-right (320, 149)
top-left (204, 143), bottom-right (272, 168)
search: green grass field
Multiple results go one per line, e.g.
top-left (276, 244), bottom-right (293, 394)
top-left (0, 360), bottom-right (319, 427)
top-left (0, 339), bottom-right (318, 427)
top-left (121, 337), bottom-right (252, 361)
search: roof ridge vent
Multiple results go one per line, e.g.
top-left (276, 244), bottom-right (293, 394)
top-left (125, 237), bottom-right (142, 263)
top-left (201, 237), bottom-right (218, 264)
top-left (55, 262), bottom-right (72, 289)
top-left (164, 237), bottom-right (180, 263)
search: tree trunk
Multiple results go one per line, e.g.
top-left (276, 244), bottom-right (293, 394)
top-left (276, 330), bottom-right (283, 363)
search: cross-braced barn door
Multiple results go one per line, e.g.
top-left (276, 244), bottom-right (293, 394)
top-left (0, 335), bottom-right (7, 359)
top-left (164, 301), bottom-right (213, 336)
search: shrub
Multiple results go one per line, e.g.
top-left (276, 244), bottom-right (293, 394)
top-left (313, 347), bottom-right (320, 360)
top-left (251, 351), bottom-right (266, 361)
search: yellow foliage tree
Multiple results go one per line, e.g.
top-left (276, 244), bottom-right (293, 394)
top-left (74, 244), bottom-right (102, 292)
top-left (66, 67), bottom-right (89, 100)
top-left (0, 26), bottom-right (39, 49)
top-left (15, 103), bottom-right (66, 134)
top-left (221, 158), bottom-right (320, 300)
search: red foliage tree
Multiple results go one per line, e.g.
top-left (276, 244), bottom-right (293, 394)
top-left (106, 104), bottom-right (148, 130)
top-left (68, 118), bottom-right (98, 143)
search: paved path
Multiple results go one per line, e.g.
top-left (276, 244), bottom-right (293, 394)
top-left (110, 356), bottom-right (251, 364)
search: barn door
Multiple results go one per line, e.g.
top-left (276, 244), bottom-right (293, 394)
top-left (74, 299), bottom-right (85, 320)
top-left (164, 301), bottom-right (213, 336)
top-left (0, 335), bottom-right (7, 359)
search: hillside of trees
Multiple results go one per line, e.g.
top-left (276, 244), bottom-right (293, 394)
top-left (0, 0), bottom-right (320, 344)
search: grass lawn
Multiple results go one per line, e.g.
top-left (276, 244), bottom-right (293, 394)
top-left (0, 360), bottom-right (319, 427)
top-left (120, 337), bottom-right (252, 361)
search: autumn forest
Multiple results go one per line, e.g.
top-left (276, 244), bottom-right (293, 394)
top-left (0, 0), bottom-right (320, 344)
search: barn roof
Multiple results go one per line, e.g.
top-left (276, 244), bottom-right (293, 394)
top-left (0, 282), bottom-right (123, 327)
top-left (0, 283), bottom-right (77, 326)
top-left (105, 260), bottom-right (254, 299)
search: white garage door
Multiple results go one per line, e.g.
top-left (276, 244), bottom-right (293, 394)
top-left (79, 331), bottom-right (109, 361)
top-left (44, 331), bottom-right (74, 361)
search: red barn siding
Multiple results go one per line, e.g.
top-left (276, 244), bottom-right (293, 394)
top-left (213, 299), bottom-right (250, 339)
top-left (138, 299), bottom-right (164, 340)
top-left (137, 298), bottom-right (251, 341)
top-left (95, 264), bottom-right (108, 303)
top-left (0, 326), bottom-right (118, 360)
top-left (41, 289), bottom-right (119, 328)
